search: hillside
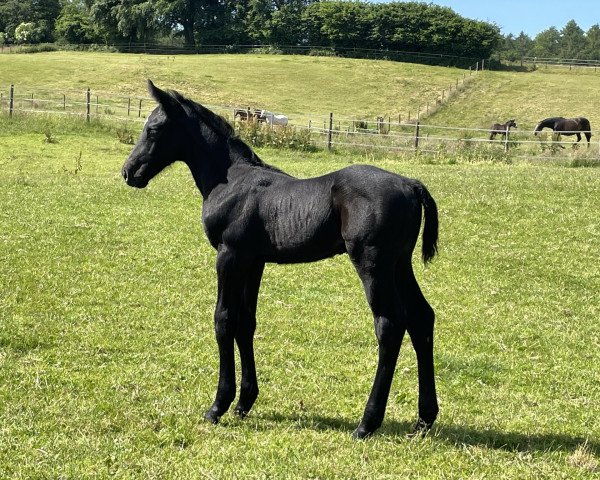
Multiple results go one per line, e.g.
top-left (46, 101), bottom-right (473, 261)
top-left (1, 52), bottom-right (598, 149)
top-left (426, 68), bottom-right (600, 134)
top-left (0, 52), bottom-right (467, 119)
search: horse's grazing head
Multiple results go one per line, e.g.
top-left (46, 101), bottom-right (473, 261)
top-left (508, 119), bottom-right (517, 129)
top-left (122, 80), bottom-right (189, 188)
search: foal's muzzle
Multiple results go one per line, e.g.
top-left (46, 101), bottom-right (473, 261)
top-left (122, 162), bottom-right (149, 188)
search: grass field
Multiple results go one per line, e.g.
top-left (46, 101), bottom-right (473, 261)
top-left (1, 110), bottom-right (599, 478)
top-left (1, 53), bottom-right (599, 477)
top-left (0, 52), bottom-right (468, 118)
top-left (2, 52), bottom-right (600, 159)
top-left (429, 67), bottom-right (600, 133)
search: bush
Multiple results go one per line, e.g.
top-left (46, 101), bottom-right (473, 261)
top-left (15, 23), bottom-right (43, 44)
top-left (234, 120), bottom-right (317, 152)
top-left (248, 46), bottom-right (284, 55)
top-left (308, 48), bottom-right (337, 57)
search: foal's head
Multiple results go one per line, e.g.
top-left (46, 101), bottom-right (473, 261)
top-left (122, 80), bottom-right (191, 188)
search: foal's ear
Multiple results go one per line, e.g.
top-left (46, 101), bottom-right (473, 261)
top-left (147, 79), bottom-right (184, 118)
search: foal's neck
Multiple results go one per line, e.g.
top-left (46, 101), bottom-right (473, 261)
top-left (183, 129), bottom-right (232, 199)
top-left (184, 129), bottom-right (265, 199)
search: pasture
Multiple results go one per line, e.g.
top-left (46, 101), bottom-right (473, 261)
top-left (0, 52), bottom-right (468, 118)
top-left (0, 53), bottom-right (599, 477)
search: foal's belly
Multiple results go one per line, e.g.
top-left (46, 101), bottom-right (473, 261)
top-left (265, 233), bottom-right (347, 264)
top-left (260, 199), bottom-right (346, 263)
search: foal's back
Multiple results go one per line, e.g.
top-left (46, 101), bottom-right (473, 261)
top-left (245, 164), bottom-right (425, 264)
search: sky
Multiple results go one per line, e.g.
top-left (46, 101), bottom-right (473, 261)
top-left (385, 1), bottom-right (600, 37)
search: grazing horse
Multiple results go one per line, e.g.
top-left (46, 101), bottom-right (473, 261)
top-left (534, 117), bottom-right (592, 148)
top-left (489, 119), bottom-right (517, 141)
top-left (122, 81), bottom-right (440, 439)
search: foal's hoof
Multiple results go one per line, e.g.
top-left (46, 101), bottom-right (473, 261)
top-left (234, 406), bottom-right (250, 419)
top-left (203, 409), bottom-right (221, 425)
top-left (409, 418), bottom-right (433, 437)
top-left (352, 426), bottom-right (373, 440)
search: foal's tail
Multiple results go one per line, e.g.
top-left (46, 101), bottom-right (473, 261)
top-left (415, 182), bottom-right (439, 264)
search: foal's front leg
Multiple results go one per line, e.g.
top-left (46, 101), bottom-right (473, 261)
top-left (204, 246), bottom-right (244, 424)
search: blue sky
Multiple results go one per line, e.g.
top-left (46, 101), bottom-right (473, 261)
top-left (382, 1), bottom-right (600, 37)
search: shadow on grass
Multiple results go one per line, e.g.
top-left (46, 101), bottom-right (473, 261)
top-left (260, 412), bottom-right (599, 454)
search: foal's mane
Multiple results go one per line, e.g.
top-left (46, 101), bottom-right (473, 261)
top-left (168, 90), bottom-right (288, 175)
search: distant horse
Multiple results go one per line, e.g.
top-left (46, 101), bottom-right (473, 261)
top-left (489, 119), bottom-right (517, 141)
top-left (233, 108), bottom-right (265, 123)
top-left (534, 117), bottom-right (592, 148)
top-left (122, 81), bottom-right (440, 439)
top-left (260, 110), bottom-right (288, 126)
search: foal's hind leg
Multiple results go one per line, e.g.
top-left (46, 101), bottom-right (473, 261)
top-left (233, 261), bottom-right (265, 418)
top-left (350, 246), bottom-right (406, 439)
top-left (397, 260), bottom-right (439, 433)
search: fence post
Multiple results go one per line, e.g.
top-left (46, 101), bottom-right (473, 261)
top-left (138, 99), bottom-right (143, 117)
top-left (63, 94), bottom-right (66, 110)
top-left (327, 112), bottom-right (333, 150)
top-left (9, 84), bottom-right (14, 116)
top-left (504, 125), bottom-right (510, 153)
top-left (86, 88), bottom-right (91, 122)
top-left (127, 97), bottom-right (131, 116)
top-left (414, 121), bottom-right (420, 151)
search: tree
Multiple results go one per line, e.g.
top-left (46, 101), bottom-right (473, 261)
top-left (584, 24), bottom-right (600, 60)
top-left (0, 0), bottom-right (60, 42)
top-left (303, 1), bottom-right (375, 49)
top-left (533, 27), bottom-right (561, 58)
top-left (500, 31), bottom-right (533, 61)
top-left (560, 20), bottom-right (585, 59)
top-left (54, 1), bottom-right (99, 43)
top-left (155, 0), bottom-right (199, 46)
top-left (270, 0), bottom-right (313, 46)
top-left (90, 0), bottom-right (160, 43)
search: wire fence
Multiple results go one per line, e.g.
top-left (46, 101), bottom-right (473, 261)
top-left (0, 43), bottom-right (485, 68)
top-left (2, 84), bottom-right (599, 160)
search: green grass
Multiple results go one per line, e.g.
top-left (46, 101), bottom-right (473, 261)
top-left (429, 68), bottom-right (600, 133)
top-left (3, 52), bottom-right (599, 162)
top-left (1, 112), bottom-right (599, 478)
top-left (0, 51), bottom-right (467, 118)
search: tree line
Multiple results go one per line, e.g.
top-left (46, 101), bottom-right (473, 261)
top-left (502, 21), bottom-right (600, 61)
top-left (0, 0), bottom-right (499, 59)
top-left (1, 0), bottom-right (599, 62)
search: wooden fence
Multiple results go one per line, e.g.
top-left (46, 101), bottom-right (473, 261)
top-left (1, 84), bottom-right (599, 158)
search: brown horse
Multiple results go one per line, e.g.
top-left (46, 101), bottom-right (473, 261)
top-left (534, 117), bottom-right (592, 148)
top-left (233, 108), bottom-right (266, 122)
